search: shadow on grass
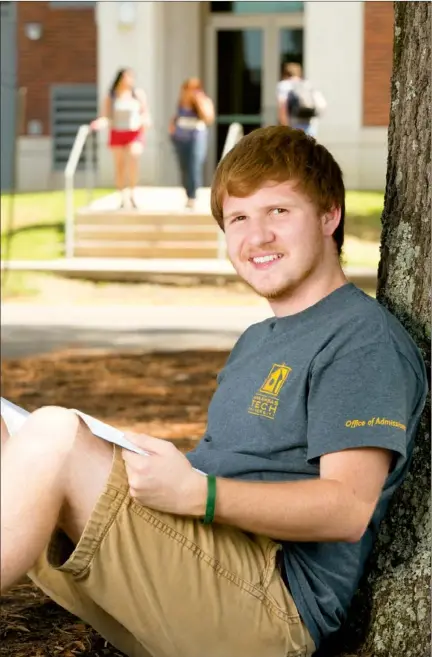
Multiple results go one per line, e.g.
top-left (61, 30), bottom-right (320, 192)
top-left (1, 222), bottom-right (64, 262)
top-left (2, 221), bottom-right (64, 238)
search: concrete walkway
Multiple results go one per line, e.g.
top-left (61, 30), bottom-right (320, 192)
top-left (81, 186), bottom-right (211, 213)
top-left (0, 259), bottom-right (377, 289)
top-left (1, 303), bottom-right (272, 360)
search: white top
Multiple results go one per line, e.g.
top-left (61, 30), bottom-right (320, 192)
top-left (111, 95), bottom-right (142, 131)
top-left (276, 78), bottom-right (296, 103)
top-left (276, 78), bottom-right (327, 117)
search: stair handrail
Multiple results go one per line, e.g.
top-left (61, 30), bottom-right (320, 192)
top-left (217, 122), bottom-right (244, 258)
top-left (64, 124), bottom-right (95, 258)
top-left (64, 122), bottom-right (243, 261)
top-left (220, 122), bottom-right (244, 161)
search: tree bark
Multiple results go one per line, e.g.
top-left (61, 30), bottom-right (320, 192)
top-left (370, 4), bottom-right (431, 654)
top-left (319, 3), bottom-right (431, 656)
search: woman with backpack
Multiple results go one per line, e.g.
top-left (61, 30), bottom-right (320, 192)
top-left (169, 78), bottom-right (215, 210)
top-left (91, 68), bottom-right (151, 209)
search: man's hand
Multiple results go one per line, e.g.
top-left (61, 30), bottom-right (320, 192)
top-left (122, 434), bottom-right (207, 517)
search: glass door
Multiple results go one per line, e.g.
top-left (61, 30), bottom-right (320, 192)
top-left (206, 13), bottom-right (304, 170)
top-left (215, 28), bottom-right (264, 159)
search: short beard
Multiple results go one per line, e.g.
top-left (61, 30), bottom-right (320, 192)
top-left (243, 262), bottom-right (316, 301)
top-left (253, 282), bottom-right (294, 300)
top-left (242, 277), bottom-right (295, 300)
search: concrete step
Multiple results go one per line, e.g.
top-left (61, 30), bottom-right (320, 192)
top-left (73, 241), bottom-right (220, 259)
top-left (75, 211), bottom-right (215, 227)
top-left (75, 225), bottom-right (220, 242)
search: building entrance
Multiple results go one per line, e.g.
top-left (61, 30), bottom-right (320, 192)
top-left (206, 5), bottom-right (304, 166)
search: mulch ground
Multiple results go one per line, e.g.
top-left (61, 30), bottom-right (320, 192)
top-left (1, 348), bottom-right (229, 657)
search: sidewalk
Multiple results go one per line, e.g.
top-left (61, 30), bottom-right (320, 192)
top-left (1, 303), bottom-right (272, 359)
top-left (0, 258), bottom-right (377, 288)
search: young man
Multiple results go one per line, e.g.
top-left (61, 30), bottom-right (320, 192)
top-left (1, 127), bottom-right (427, 657)
top-left (277, 62), bottom-right (326, 136)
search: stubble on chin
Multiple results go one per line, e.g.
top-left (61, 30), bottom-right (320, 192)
top-left (232, 259), bottom-right (296, 301)
top-left (253, 281), bottom-right (295, 300)
top-left (239, 272), bottom-right (295, 300)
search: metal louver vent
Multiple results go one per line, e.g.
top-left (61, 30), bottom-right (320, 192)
top-left (51, 84), bottom-right (97, 170)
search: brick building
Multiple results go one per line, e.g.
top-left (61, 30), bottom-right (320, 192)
top-left (0, 1), bottom-right (394, 192)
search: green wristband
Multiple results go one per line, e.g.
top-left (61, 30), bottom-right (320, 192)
top-left (202, 474), bottom-right (217, 524)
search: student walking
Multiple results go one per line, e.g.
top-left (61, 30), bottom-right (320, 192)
top-left (170, 78), bottom-right (214, 210)
top-left (91, 68), bottom-right (151, 209)
top-left (277, 62), bottom-right (326, 136)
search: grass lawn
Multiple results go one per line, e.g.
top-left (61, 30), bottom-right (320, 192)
top-left (1, 189), bottom-right (383, 298)
top-left (345, 190), bottom-right (384, 242)
top-left (1, 189), bottom-right (112, 260)
top-left (343, 190), bottom-right (384, 269)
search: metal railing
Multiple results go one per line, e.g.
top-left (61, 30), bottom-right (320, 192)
top-left (217, 122), bottom-right (244, 258)
top-left (63, 121), bottom-right (244, 260)
top-left (64, 124), bottom-right (96, 258)
top-left (220, 122), bottom-right (244, 160)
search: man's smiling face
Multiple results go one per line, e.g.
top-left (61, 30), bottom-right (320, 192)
top-left (223, 181), bottom-right (339, 302)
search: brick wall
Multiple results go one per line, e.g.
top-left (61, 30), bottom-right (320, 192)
top-left (363, 2), bottom-right (394, 127)
top-left (17, 1), bottom-right (96, 135)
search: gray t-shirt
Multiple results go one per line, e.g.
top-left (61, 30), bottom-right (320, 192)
top-left (187, 284), bottom-right (427, 648)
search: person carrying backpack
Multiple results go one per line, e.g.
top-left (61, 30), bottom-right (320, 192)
top-left (277, 62), bottom-right (326, 136)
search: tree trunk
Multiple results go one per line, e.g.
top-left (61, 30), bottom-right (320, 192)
top-left (370, 4), bottom-right (431, 654)
top-left (320, 3), bottom-right (431, 656)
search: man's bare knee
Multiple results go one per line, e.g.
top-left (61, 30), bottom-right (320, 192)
top-left (29, 405), bottom-right (79, 426)
top-left (25, 406), bottom-right (110, 461)
top-left (22, 406), bottom-right (81, 454)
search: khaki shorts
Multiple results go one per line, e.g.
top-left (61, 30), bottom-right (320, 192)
top-left (29, 447), bottom-right (315, 657)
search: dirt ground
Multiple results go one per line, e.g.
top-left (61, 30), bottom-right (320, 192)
top-left (1, 348), bottom-right (229, 657)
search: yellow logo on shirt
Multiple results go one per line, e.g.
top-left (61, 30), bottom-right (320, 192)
top-left (248, 363), bottom-right (292, 420)
top-left (260, 364), bottom-right (292, 396)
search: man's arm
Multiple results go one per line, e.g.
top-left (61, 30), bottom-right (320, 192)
top-left (209, 447), bottom-right (392, 543)
top-left (278, 98), bottom-right (289, 126)
top-left (122, 435), bottom-right (392, 544)
top-left (195, 91), bottom-right (215, 126)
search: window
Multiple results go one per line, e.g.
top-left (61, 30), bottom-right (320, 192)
top-left (50, 1), bottom-right (96, 8)
top-left (210, 2), bottom-right (303, 14)
top-left (51, 85), bottom-right (97, 170)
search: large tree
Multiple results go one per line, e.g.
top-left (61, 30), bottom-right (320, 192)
top-left (321, 3), bottom-right (431, 656)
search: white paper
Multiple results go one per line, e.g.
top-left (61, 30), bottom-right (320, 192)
top-left (1, 397), bottom-right (204, 474)
top-left (70, 409), bottom-right (149, 455)
top-left (1, 397), bottom-right (31, 435)
top-left (1, 397), bottom-right (147, 456)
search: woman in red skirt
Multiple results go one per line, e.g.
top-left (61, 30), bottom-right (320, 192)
top-left (91, 68), bottom-right (151, 209)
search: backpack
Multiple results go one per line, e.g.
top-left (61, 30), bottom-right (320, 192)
top-left (287, 80), bottom-right (325, 121)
